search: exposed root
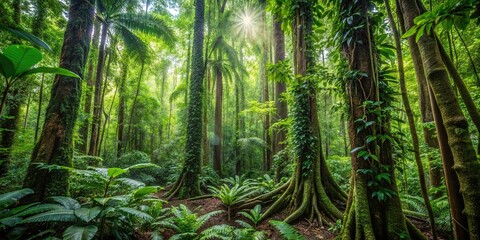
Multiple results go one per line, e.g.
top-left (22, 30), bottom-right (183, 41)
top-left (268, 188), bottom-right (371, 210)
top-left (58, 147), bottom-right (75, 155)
top-left (163, 172), bottom-right (185, 200)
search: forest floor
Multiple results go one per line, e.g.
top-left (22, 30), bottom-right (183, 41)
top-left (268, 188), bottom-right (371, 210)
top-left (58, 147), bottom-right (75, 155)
top-left (154, 192), bottom-right (443, 240)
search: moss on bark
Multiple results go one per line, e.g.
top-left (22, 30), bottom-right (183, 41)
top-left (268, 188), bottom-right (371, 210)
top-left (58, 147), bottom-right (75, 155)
top-left (23, 0), bottom-right (95, 202)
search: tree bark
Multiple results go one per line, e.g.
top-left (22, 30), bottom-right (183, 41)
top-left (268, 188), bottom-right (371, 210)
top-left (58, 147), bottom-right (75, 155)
top-left (385, 1), bottom-right (437, 238)
top-left (23, 0), bottom-right (95, 202)
top-left (116, 62), bottom-right (128, 158)
top-left (78, 20), bottom-right (101, 154)
top-left (89, 21), bottom-right (109, 156)
top-left (164, 0), bottom-right (206, 198)
top-left (338, 0), bottom-right (421, 238)
top-left (399, 0), bottom-right (480, 238)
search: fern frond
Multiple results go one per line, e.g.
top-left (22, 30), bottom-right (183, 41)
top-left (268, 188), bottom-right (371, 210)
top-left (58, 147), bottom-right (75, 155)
top-left (270, 220), bottom-right (306, 240)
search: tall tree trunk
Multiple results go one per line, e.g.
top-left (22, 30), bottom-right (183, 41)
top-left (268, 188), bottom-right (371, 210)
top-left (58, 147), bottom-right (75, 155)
top-left (213, 54), bottom-right (223, 176)
top-left (385, 1), bottom-right (437, 238)
top-left (395, 1), bottom-right (442, 194)
top-left (272, 13), bottom-right (288, 181)
top-left (23, 93), bottom-right (31, 129)
top-left (23, 0), bottom-right (95, 202)
top-left (126, 63), bottom-right (145, 149)
top-left (34, 74), bottom-right (45, 142)
top-left (252, 0), bottom-right (343, 225)
top-left (399, 0), bottom-right (480, 238)
top-left (78, 20), bottom-right (101, 153)
top-left (0, 90), bottom-right (24, 177)
top-left (260, 0), bottom-right (272, 172)
top-left (164, 0), bottom-right (205, 198)
top-left (338, 0), bottom-right (422, 238)
top-left (117, 62), bottom-right (128, 158)
top-left (89, 22), bottom-right (109, 156)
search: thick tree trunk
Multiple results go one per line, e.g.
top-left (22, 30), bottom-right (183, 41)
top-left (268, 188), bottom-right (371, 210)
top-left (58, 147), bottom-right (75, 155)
top-left (338, 0), bottom-right (421, 239)
top-left (249, 1), bottom-right (343, 225)
top-left (164, 0), bottom-right (205, 198)
top-left (23, 0), bottom-right (95, 202)
top-left (0, 90), bottom-right (24, 177)
top-left (399, 0), bottom-right (480, 238)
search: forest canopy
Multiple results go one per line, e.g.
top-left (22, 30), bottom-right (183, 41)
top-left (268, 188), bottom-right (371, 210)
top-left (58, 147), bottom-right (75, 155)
top-left (1, 0), bottom-right (480, 239)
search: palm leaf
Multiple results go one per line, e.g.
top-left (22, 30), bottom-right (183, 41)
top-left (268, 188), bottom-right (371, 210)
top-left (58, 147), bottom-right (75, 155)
top-left (115, 13), bottom-right (175, 46)
top-left (114, 24), bottom-right (149, 61)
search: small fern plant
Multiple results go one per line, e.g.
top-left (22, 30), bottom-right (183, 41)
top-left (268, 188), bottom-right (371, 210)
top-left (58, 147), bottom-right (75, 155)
top-left (237, 204), bottom-right (262, 227)
top-left (209, 183), bottom-right (257, 221)
top-left (269, 220), bottom-right (306, 240)
top-left (153, 204), bottom-right (223, 239)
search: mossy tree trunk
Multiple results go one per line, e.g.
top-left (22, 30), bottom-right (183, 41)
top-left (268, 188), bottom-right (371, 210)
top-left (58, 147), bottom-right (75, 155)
top-left (23, 0), bottom-right (95, 202)
top-left (384, 0), bottom-right (437, 238)
top-left (399, 0), bottom-right (480, 238)
top-left (164, 0), bottom-right (205, 198)
top-left (246, 0), bottom-right (344, 225)
top-left (272, 13), bottom-right (288, 182)
top-left (395, 0), bottom-right (442, 195)
top-left (338, 0), bottom-right (422, 239)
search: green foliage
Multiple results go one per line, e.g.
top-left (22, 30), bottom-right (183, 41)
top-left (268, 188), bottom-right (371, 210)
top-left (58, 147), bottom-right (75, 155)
top-left (403, 0), bottom-right (480, 40)
top-left (14, 163), bottom-right (163, 240)
top-left (269, 220), bottom-right (305, 240)
top-left (237, 205), bottom-right (262, 227)
top-left (0, 45), bottom-right (78, 80)
top-left (154, 204), bottom-right (223, 239)
top-left (209, 177), bottom-right (257, 221)
top-left (0, 25), bottom-right (52, 52)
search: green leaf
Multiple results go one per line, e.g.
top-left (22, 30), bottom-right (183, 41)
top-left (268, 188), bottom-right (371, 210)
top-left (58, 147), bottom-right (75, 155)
top-left (133, 186), bottom-right (160, 199)
top-left (63, 225), bottom-right (98, 240)
top-left (118, 207), bottom-right (153, 221)
top-left (22, 210), bottom-right (75, 223)
top-left (0, 188), bottom-right (33, 209)
top-left (21, 67), bottom-right (80, 79)
top-left (74, 207), bottom-right (101, 223)
top-left (107, 168), bottom-right (128, 178)
top-left (415, 25), bottom-right (425, 42)
top-left (0, 53), bottom-right (15, 79)
top-left (0, 25), bottom-right (52, 52)
top-left (2, 45), bottom-right (42, 78)
top-left (402, 26), bottom-right (418, 38)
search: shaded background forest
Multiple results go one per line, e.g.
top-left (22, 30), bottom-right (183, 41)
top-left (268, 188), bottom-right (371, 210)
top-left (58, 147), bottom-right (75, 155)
top-left (1, 0), bottom-right (480, 239)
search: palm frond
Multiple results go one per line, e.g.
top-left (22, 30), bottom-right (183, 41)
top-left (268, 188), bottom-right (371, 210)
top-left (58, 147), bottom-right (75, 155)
top-left (169, 82), bottom-right (187, 103)
top-left (114, 24), bottom-right (149, 61)
top-left (115, 13), bottom-right (175, 46)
